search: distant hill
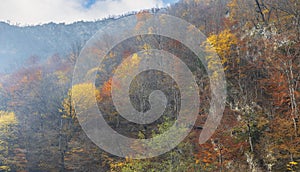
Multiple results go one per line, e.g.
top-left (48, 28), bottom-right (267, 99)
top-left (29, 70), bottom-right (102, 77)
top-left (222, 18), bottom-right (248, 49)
top-left (0, 19), bottom-right (116, 73)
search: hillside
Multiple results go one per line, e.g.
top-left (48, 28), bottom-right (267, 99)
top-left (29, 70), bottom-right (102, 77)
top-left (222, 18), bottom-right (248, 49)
top-left (0, 19), bottom-right (113, 73)
top-left (0, 0), bottom-right (299, 171)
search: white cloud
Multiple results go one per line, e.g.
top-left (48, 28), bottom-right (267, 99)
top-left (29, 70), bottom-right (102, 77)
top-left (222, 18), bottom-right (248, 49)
top-left (0, 0), bottom-right (164, 25)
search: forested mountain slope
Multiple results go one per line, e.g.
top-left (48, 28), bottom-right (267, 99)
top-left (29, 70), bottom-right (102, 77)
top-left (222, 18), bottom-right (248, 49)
top-left (0, 18), bottom-right (115, 73)
top-left (0, 0), bottom-right (299, 171)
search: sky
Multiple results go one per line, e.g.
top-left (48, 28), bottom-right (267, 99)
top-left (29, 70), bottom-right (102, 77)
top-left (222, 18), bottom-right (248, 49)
top-left (0, 0), bottom-right (179, 26)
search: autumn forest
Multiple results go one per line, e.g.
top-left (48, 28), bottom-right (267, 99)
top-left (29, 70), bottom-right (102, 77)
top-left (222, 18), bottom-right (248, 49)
top-left (0, 0), bottom-right (300, 171)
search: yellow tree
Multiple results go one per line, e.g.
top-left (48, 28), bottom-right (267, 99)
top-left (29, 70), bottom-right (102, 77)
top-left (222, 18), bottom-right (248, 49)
top-left (203, 29), bottom-right (238, 81)
top-left (0, 111), bottom-right (26, 171)
top-left (62, 83), bottom-right (102, 119)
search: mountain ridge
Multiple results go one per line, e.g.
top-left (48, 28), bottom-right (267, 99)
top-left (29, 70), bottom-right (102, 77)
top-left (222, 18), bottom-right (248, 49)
top-left (0, 17), bottom-right (123, 73)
